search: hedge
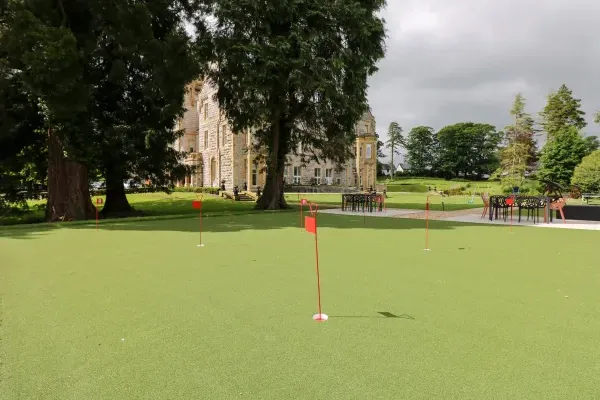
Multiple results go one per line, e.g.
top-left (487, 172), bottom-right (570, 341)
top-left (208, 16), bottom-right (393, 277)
top-left (90, 186), bottom-right (221, 196)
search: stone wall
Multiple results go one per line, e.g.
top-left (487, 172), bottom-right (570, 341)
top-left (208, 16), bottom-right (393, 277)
top-left (198, 83), bottom-right (234, 188)
top-left (174, 81), bottom-right (377, 190)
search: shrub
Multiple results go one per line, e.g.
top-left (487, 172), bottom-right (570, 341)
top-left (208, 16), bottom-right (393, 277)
top-left (171, 187), bottom-right (221, 195)
top-left (89, 186), bottom-right (221, 196)
top-left (571, 150), bottom-right (600, 192)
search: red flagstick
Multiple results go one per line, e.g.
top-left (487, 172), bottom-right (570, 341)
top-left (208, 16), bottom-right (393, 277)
top-left (95, 197), bottom-right (103, 231)
top-left (300, 198), bottom-right (307, 231)
top-left (305, 203), bottom-right (327, 322)
top-left (298, 193), bottom-right (301, 231)
top-left (424, 195), bottom-right (430, 251)
top-left (193, 194), bottom-right (204, 247)
top-left (506, 196), bottom-right (514, 233)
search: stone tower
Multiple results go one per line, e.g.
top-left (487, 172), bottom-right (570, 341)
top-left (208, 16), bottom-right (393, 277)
top-left (355, 110), bottom-right (377, 190)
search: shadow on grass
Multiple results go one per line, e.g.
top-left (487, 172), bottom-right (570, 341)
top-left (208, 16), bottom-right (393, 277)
top-left (329, 312), bottom-right (415, 320)
top-left (0, 203), bottom-right (513, 241)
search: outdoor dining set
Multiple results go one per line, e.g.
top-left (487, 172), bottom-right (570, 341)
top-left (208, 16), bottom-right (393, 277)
top-left (341, 192), bottom-right (385, 212)
top-left (483, 194), bottom-right (566, 224)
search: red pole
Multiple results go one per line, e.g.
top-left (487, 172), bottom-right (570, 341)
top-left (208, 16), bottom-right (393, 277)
top-left (314, 216), bottom-right (322, 317)
top-left (425, 195), bottom-right (430, 250)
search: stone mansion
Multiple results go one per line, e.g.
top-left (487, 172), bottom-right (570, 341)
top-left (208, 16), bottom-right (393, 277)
top-left (173, 80), bottom-right (378, 191)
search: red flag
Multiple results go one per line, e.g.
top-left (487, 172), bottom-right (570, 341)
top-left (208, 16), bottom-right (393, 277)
top-left (506, 197), bottom-right (514, 206)
top-left (301, 198), bottom-right (308, 205)
top-left (96, 198), bottom-right (103, 205)
top-left (192, 200), bottom-right (202, 209)
top-left (305, 216), bottom-right (316, 234)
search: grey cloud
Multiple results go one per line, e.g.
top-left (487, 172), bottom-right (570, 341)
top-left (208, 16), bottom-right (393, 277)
top-left (369, 0), bottom-right (600, 154)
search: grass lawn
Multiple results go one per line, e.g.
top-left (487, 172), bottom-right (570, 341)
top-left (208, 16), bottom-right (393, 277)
top-left (1, 191), bottom-right (481, 226)
top-left (2, 212), bottom-right (600, 399)
top-left (0, 192), bottom-right (257, 226)
top-left (286, 192), bottom-right (484, 211)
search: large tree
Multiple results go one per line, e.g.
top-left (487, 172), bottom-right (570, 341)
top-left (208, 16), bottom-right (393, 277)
top-left (1, 0), bottom-right (203, 220)
top-left (0, 64), bottom-right (46, 210)
top-left (583, 136), bottom-right (600, 156)
top-left (88, 2), bottom-right (201, 215)
top-left (539, 84), bottom-right (586, 139)
top-left (571, 150), bottom-right (600, 193)
top-left (498, 93), bottom-right (538, 187)
top-left (385, 122), bottom-right (403, 172)
top-left (537, 126), bottom-right (587, 186)
top-left (437, 122), bottom-right (501, 179)
top-left (404, 126), bottom-right (435, 176)
top-left (205, 0), bottom-right (386, 209)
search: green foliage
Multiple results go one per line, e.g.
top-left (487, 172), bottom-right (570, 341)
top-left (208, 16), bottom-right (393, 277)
top-left (595, 111), bottom-right (600, 125)
top-left (500, 181), bottom-right (539, 195)
top-left (376, 138), bottom-right (385, 159)
top-left (539, 84), bottom-right (586, 138)
top-left (0, 0), bottom-right (203, 215)
top-left (498, 93), bottom-right (538, 187)
top-left (571, 150), bottom-right (600, 192)
top-left (436, 122), bottom-right (502, 179)
top-left (405, 126), bottom-right (435, 176)
top-left (171, 187), bottom-right (221, 195)
top-left (205, 0), bottom-right (386, 208)
top-left (386, 121), bottom-right (403, 168)
top-left (583, 136), bottom-right (599, 156)
top-left (537, 126), bottom-right (587, 186)
top-left (0, 64), bottom-right (46, 209)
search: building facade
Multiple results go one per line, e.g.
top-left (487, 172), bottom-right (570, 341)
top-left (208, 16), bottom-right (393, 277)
top-left (173, 80), bottom-right (378, 190)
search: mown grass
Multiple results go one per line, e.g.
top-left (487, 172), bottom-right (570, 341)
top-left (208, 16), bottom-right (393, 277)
top-left (2, 212), bottom-right (600, 399)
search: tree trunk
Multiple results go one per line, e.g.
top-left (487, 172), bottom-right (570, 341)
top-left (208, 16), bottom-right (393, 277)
top-left (256, 120), bottom-right (289, 210)
top-left (45, 129), bottom-right (95, 222)
top-left (101, 171), bottom-right (133, 216)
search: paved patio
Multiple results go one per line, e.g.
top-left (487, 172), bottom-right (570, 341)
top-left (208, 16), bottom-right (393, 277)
top-left (321, 207), bottom-right (600, 231)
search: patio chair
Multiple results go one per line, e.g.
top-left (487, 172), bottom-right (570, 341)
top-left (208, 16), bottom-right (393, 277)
top-left (480, 193), bottom-right (490, 219)
top-left (549, 197), bottom-right (566, 223)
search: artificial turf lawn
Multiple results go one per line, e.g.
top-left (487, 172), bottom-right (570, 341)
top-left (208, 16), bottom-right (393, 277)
top-left (2, 212), bottom-right (600, 399)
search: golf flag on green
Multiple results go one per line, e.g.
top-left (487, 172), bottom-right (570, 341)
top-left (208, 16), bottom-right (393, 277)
top-left (305, 203), bottom-right (327, 322)
top-left (305, 215), bottom-right (316, 234)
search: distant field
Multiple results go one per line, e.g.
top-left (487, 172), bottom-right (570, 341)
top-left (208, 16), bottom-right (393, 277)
top-left (285, 192), bottom-right (483, 211)
top-left (379, 178), bottom-right (503, 193)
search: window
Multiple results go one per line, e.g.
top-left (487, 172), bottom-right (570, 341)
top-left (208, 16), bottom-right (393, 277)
top-left (293, 166), bottom-right (301, 184)
top-left (284, 166), bottom-right (290, 182)
top-left (252, 163), bottom-right (258, 186)
top-left (366, 144), bottom-right (372, 159)
top-left (203, 102), bottom-right (208, 120)
top-left (336, 177), bottom-right (341, 185)
top-left (189, 145), bottom-right (194, 153)
top-left (325, 168), bottom-right (332, 185)
top-left (222, 125), bottom-right (226, 146)
top-left (365, 124), bottom-right (369, 134)
top-left (204, 131), bottom-right (208, 149)
top-left (314, 168), bottom-right (321, 185)
top-left (359, 146), bottom-right (362, 157)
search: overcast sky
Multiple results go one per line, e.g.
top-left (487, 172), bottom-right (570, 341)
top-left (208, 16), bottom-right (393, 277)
top-left (370, 0), bottom-right (600, 157)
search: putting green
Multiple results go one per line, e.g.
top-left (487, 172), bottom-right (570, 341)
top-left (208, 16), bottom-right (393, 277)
top-left (1, 213), bottom-right (599, 399)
